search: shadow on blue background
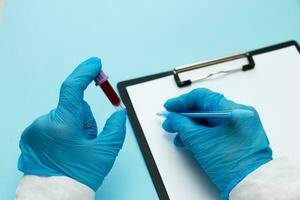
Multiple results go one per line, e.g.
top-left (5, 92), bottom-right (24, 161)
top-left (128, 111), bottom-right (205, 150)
top-left (0, 1), bottom-right (299, 199)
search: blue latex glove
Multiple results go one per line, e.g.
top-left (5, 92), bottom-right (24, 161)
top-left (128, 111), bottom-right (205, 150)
top-left (162, 88), bottom-right (272, 199)
top-left (18, 57), bottom-right (127, 191)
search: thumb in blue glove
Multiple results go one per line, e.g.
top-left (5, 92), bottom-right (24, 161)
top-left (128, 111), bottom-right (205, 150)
top-left (162, 88), bottom-right (272, 200)
top-left (18, 57), bottom-right (127, 191)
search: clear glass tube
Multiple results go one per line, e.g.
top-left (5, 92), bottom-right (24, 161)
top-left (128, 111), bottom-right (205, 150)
top-left (114, 102), bottom-right (125, 111)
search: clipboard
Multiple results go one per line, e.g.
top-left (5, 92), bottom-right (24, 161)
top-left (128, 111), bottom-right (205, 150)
top-left (117, 41), bottom-right (300, 200)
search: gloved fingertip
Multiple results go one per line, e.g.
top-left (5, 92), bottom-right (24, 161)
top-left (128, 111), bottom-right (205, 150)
top-left (174, 135), bottom-right (185, 148)
top-left (162, 113), bottom-right (184, 133)
top-left (164, 98), bottom-right (180, 111)
top-left (104, 110), bottom-right (127, 132)
top-left (163, 99), bottom-right (173, 109)
top-left (98, 110), bottom-right (127, 144)
top-left (162, 119), bottom-right (171, 132)
top-left (114, 109), bottom-right (127, 121)
top-left (78, 57), bottom-right (102, 75)
top-left (84, 57), bottom-right (102, 66)
top-left (162, 118), bottom-right (177, 133)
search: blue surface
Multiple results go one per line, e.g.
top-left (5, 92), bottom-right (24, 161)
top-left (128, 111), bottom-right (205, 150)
top-left (0, 1), bottom-right (300, 199)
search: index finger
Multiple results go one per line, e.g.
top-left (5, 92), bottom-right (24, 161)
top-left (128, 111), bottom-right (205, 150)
top-left (58, 57), bottom-right (102, 112)
top-left (164, 88), bottom-right (243, 112)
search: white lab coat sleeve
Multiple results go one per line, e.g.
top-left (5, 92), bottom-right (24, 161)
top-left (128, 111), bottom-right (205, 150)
top-left (15, 175), bottom-right (95, 200)
top-left (230, 156), bottom-right (300, 200)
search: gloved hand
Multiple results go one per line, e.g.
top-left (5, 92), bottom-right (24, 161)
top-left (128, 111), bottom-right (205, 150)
top-left (162, 88), bottom-right (272, 200)
top-left (18, 57), bottom-right (127, 191)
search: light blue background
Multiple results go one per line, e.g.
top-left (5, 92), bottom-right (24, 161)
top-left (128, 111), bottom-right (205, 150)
top-left (0, 1), bottom-right (300, 199)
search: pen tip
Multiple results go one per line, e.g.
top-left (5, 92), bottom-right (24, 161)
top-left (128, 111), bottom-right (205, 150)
top-left (156, 111), bottom-right (169, 117)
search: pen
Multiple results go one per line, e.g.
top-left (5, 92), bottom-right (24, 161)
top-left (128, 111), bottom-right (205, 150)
top-left (156, 109), bottom-right (254, 119)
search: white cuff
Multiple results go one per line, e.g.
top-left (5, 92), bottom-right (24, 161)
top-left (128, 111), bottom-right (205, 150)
top-left (230, 157), bottom-right (300, 200)
top-left (15, 175), bottom-right (95, 200)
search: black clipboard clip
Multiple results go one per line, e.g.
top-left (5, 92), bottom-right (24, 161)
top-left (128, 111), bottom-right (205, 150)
top-left (173, 52), bottom-right (255, 87)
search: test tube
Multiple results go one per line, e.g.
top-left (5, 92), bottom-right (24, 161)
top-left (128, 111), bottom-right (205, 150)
top-left (95, 70), bottom-right (124, 111)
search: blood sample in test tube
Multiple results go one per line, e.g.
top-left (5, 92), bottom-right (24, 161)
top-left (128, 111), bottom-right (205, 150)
top-left (95, 70), bottom-right (124, 110)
